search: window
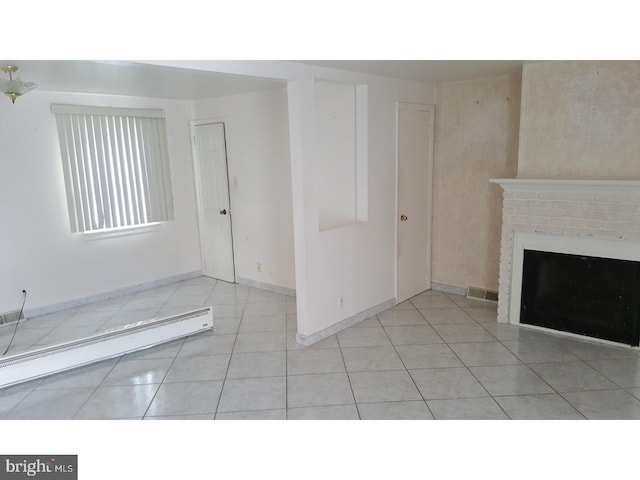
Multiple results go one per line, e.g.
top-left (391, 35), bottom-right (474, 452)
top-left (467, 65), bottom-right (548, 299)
top-left (52, 104), bottom-right (174, 233)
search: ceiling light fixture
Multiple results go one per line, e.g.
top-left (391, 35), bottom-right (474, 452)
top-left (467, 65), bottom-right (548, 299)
top-left (0, 65), bottom-right (37, 104)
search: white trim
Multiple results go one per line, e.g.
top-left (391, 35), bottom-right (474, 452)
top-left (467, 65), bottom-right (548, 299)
top-left (355, 83), bottom-right (369, 222)
top-left (0, 308), bottom-right (213, 389)
top-left (431, 283), bottom-right (467, 296)
top-left (189, 118), bottom-right (237, 283)
top-left (491, 177), bottom-right (640, 193)
top-left (296, 298), bottom-right (394, 346)
top-left (395, 102), bottom-right (435, 302)
top-left (24, 271), bottom-right (202, 318)
top-left (517, 322), bottom-right (639, 350)
top-left (51, 104), bottom-right (165, 118)
top-left (82, 222), bottom-right (162, 240)
top-left (236, 277), bottom-right (296, 297)
top-left (509, 232), bottom-right (640, 325)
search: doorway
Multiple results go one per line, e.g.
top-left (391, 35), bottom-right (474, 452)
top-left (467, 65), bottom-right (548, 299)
top-left (396, 103), bottom-right (435, 303)
top-left (191, 121), bottom-right (236, 283)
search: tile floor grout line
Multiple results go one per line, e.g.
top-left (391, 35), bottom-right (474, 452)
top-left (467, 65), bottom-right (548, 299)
top-left (211, 293), bottom-right (247, 420)
top-left (141, 276), bottom-right (220, 420)
top-left (377, 312), bottom-right (436, 419)
top-left (436, 328), bottom-right (513, 420)
top-left (495, 342), bottom-right (590, 419)
top-left (496, 334), bottom-right (638, 419)
top-left (417, 309), bottom-right (516, 419)
top-left (284, 310), bottom-right (296, 420)
top-left (140, 337), bottom-right (188, 419)
top-left (336, 332), bottom-right (361, 420)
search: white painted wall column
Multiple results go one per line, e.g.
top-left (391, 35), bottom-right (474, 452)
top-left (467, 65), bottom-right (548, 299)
top-left (287, 79), bottom-right (318, 337)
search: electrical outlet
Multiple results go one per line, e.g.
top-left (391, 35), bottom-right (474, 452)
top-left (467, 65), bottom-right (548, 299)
top-left (257, 262), bottom-right (262, 273)
top-left (338, 296), bottom-right (344, 309)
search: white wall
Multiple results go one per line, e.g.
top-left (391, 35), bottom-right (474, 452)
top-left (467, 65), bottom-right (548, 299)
top-left (315, 81), bottom-right (357, 230)
top-left (0, 90), bottom-right (201, 313)
top-left (192, 87), bottom-right (295, 291)
top-left (1, 58), bottom-right (435, 344)
top-left (138, 62), bottom-right (435, 340)
top-left (288, 70), bottom-right (435, 338)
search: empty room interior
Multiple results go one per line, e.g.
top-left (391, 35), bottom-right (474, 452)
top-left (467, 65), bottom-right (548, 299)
top-left (2, 59), bottom-right (640, 421)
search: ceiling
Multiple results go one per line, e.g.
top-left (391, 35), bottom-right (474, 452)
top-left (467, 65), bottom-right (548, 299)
top-left (296, 60), bottom-right (525, 84)
top-left (5, 60), bottom-right (286, 100)
top-left (2, 60), bottom-right (526, 101)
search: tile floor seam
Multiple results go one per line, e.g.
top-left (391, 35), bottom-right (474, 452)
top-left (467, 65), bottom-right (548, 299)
top-left (140, 338), bottom-right (187, 419)
top-left (211, 322), bottom-right (244, 420)
top-left (378, 314), bottom-right (434, 418)
top-left (284, 312), bottom-right (296, 420)
top-left (213, 290), bottom-right (249, 417)
top-left (502, 352), bottom-right (589, 410)
top-left (493, 392), bottom-right (587, 419)
top-left (337, 340), bottom-right (362, 420)
top-left (93, 312), bottom-right (120, 334)
top-left (583, 359), bottom-right (633, 390)
top-left (155, 285), bottom-right (182, 316)
top-left (432, 326), bottom-right (515, 419)
top-left (449, 342), bottom-right (544, 420)
top-left (69, 354), bottom-right (128, 419)
top-left (556, 389), bottom-right (623, 419)
top-left (455, 361), bottom-right (513, 419)
top-left (622, 386), bottom-right (640, 400)
top-left (2, 388), bottom-right (36, 419)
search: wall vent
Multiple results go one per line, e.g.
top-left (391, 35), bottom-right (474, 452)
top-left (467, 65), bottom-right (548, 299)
top-left (466, 287), bottom-right (499, 303)
top-left (0, 310), bottom-right (26, 325)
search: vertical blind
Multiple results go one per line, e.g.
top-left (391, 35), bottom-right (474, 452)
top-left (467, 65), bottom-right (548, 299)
top-left (52, 104), bottom-right (174, 233)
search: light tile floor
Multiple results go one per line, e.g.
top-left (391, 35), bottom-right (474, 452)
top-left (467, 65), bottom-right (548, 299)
top-left (3, 276), bottom-right (640, 419)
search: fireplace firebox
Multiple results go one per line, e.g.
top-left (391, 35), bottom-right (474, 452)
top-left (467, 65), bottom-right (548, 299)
top-left (521, 250), bottom-right (640, 346)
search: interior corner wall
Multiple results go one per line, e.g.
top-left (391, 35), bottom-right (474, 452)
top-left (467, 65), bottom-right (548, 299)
top-left (432, 73), bottom-right (521, 292)
top-left (192, 87), bottom-right (296, 291)
top-left (517, 61), bottom-right (640, 178)
top-left (0, 90), bottom-right (201, 314)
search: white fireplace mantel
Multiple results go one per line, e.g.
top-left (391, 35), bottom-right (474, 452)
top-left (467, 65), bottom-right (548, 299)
top-left (490, 177), bottom-right (640, 341)
top-left (491, 177), bottom-right (640, 193)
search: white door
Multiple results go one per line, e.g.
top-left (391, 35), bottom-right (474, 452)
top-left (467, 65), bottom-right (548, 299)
top-left (192, 122), bottom-right (235, 282)
top-left (396, 103), bottom-right (435, 303)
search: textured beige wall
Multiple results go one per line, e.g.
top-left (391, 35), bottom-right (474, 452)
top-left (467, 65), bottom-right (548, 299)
top-left (518, 61), bottom-right (640, 178)
top-left (432, 74), bottom-right (521, 291)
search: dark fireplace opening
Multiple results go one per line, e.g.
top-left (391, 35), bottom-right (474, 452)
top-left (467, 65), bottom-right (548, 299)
top-left (521, 250), bottom-right (640, 346)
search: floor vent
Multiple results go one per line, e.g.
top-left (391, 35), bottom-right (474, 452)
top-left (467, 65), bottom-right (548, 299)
top-left (466, 287), bottom-right (499, 303)
top-left (0, 310), bottom-right (26, 325)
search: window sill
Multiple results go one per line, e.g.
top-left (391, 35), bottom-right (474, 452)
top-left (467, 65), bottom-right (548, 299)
top-left (82, 222), bottom-right (163, 240)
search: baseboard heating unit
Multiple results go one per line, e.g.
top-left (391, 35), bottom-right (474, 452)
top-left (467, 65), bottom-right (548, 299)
top-left (0, 307), bottom-right (214, 389)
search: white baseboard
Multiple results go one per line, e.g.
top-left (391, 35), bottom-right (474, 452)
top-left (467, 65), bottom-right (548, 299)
top-left (296, 298), bottom-right (395, 346)
top-left (25, 270), bottom-right (202, 318)
top-left (236, 277), bottom-right (296, 297)
top-left (431, 282), bottom-right (467, 296)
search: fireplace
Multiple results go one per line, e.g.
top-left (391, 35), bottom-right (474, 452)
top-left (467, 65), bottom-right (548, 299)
top-left (521, 249), bottom-right (640, 346)
top-left (491, 178), bottom-right (640, 347)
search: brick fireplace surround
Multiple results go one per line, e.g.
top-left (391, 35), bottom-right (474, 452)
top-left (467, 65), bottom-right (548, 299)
top-left (490, 178), bottom-right (640, 343)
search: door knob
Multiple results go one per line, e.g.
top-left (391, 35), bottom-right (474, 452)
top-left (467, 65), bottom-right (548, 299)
top-left (400, 215), bottom-right (408, 221)
top-left (219, 209), bottom-right (227, 215)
